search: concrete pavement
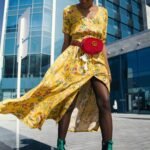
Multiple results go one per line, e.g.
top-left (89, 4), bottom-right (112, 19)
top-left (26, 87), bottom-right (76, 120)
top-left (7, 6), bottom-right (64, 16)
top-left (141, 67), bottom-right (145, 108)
top-left (0, 113), bottom-right (150, 150)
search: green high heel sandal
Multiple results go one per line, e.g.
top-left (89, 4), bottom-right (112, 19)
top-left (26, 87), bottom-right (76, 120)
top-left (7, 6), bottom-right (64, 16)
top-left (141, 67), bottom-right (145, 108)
top-left (57, 138), bottom-right (66, 150)
top-left (102, 139), bottom-right (113, 150)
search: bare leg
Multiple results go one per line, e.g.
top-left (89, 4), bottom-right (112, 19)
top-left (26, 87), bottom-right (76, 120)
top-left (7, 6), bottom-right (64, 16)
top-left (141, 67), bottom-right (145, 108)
top-left (58, 92), bottom-right (79, 140)
top-left (91, 77), bottom-right (113, 143)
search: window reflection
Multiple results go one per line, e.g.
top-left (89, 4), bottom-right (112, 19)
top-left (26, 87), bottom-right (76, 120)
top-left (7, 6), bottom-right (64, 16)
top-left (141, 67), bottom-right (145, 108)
top-left (121, 23), bottom-right (132, 38)
top-left (4, 38), bottom-right (16, 54)
top-left (31, 13), bottom-right (42, 29)
top-left (41, 54), bottom-right (50, 76)
top-left (42, 37), bottom-right (51, 54)
top-left (4, 56), bottom-right (14, 78)
top-left (20, 0), bottom-right (32, 6)
top-left (29, 54), bottom-right (40, 77)
top-left (7, 16), bottom-right (17, 29)
top-left (30, 36), bottom-right (41, 53)
top-left (132, 14), bottom-right (141, 30)
top-left (9, 0), bottom-right (18, 7)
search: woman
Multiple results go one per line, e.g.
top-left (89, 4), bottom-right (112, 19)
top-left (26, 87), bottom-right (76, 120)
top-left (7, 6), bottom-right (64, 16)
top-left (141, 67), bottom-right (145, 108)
top-left (0, 0), bottom-right (113, 150)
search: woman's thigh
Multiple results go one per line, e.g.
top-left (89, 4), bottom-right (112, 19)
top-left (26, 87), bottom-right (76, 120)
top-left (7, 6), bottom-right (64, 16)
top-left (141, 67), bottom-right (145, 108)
top-left (91, 76), bottom-right (111, 110)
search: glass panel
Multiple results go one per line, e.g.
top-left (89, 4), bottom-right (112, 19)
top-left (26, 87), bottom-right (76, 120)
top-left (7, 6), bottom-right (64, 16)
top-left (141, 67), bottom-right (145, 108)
top-left (132, 14), bottom-right (141, 30)
top-left (120, 0), bottom-right (130, 9)
top-left (29, 36), bottom-right (41, 53)
top-left (43, 8), bottom-right (52, 32)
top-left (9, 0), bottom-right (18, 7)
top-left (120, 8), bottom-right (131, 25)
top-left (29, 54), bottom-right (41, 77)
top-left (41, 54), bottom-right (50, 76)
top-left (107, 34), bottom-right (118, 44)
top-left (44, 0), bottom-right (53, 8)
top-left (20, 0), bottom-right (32, 6)
top-left (131, 0), bottom-right (140, 15)
top-left (106, 1), bottom-right (118, 19)
top-left (31, 13), bottom-right (42, 30)
top-left (4, 38), bottom-right (16, 54)
top-left (33, 0), bottom-right (43, 4)
top-left (138, 48), bottom-right (150, 72)
top-left (4, 56), bottom-right (14, 77)
top-left (42, 37), bottom-right (51, 54)
top-left (121, 23), bottom-right (132, 38)
top-left (108, 18), bottom-right (119, 36)
top-left (7, 16), bottom-right (17, 29)
top-left (127, 51), bottom-right (138, 75)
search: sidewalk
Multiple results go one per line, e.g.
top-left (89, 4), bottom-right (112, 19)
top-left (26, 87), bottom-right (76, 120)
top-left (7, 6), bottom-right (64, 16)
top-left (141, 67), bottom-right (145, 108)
top-left (0, 113), bottom-right (150, 150)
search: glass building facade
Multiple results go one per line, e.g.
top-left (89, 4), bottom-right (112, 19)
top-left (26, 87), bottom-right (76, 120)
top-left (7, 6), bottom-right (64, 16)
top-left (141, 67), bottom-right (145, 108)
top-left (109, 46), bottom-right (150, 113)
top-left (4, 0), bottom-right (52, 78)
top-left (0, 0), bottom-right (53, 99)
top-left (99, 0), bottom-right (144, 44)
top-left (0, 0), bottom-right (78, 100)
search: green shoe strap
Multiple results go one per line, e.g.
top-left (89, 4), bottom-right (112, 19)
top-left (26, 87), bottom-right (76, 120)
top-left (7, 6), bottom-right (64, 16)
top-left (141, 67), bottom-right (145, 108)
top-left (108, 139), bottom-right (113, 150)
top-left (57, 138), bottom-right (66, 150)
top-left (102, 139), bottom-right (113, 150)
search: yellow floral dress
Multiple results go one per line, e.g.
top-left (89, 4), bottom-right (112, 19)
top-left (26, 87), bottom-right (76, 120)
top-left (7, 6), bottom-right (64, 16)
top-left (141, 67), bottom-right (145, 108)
top-left (0, 5), bottom-right (111, 132)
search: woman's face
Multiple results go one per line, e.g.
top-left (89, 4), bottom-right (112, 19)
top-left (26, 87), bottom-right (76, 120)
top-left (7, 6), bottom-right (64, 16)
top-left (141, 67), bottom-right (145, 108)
top-left (79, 0), bottom-right (94, 8)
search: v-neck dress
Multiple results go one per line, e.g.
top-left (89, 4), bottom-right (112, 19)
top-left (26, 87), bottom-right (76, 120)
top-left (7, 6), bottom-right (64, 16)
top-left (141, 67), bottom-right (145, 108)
top-left (0, 4), bottom-right (111, 132)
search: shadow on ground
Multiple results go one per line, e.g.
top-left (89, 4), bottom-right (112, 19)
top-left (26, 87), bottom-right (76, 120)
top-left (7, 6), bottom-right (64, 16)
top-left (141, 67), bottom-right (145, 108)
top-left (0, 127), bottom-right (56, 150)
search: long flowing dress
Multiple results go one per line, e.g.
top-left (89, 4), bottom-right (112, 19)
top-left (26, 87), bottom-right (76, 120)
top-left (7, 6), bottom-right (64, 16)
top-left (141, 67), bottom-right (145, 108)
top-left (0, 4), bottom-right (111, 132)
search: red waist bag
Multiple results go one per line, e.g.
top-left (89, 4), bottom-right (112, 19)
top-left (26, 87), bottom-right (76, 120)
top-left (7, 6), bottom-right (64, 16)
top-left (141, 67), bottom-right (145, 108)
top-left (81, 37), bottom-right (104, 55)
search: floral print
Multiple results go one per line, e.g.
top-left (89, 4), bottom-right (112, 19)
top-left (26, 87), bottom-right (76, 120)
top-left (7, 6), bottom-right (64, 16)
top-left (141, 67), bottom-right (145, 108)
top-left (0, 5), bottom-right (110, 132)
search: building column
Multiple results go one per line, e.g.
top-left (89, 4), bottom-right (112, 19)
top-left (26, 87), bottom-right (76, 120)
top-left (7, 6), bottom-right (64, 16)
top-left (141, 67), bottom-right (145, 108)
top-left (0, 0), bottom-right (9, 100)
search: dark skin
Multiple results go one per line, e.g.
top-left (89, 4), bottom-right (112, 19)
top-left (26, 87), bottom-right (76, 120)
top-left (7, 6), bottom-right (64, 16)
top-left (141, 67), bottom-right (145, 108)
top-left (58, 0), bottom-right (113, 146)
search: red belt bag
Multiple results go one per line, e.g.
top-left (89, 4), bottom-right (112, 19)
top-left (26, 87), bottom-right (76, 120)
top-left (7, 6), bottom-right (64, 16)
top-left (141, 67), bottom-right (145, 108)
top-left (71, 37), bottom-right (104, 55)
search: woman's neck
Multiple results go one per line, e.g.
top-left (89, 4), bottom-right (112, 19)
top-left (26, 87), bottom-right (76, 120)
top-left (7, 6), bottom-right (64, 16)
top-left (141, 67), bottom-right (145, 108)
top-left (78, 2), bottom-right (95, 10)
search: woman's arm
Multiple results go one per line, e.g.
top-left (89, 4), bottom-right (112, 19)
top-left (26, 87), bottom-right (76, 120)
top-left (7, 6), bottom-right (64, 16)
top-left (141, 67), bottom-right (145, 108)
top-left (61, 34), bottom-right (72, 53)
top-left (103, 44), bottom-right (112, 82)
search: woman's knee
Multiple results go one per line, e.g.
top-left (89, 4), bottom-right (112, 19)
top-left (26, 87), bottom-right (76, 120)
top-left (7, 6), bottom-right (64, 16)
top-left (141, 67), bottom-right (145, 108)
top-left (96, 97), bottom-right (111, 113)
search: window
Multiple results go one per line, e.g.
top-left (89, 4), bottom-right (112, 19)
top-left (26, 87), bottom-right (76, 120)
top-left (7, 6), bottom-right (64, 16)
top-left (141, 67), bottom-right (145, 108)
top-left (20, 0), bottom-right (32, 6)
top-left (9, 0), bottom-right (18, 7)
top-left (106, 1), bottom-right (118, 19)
top-left (121, 23), bottom-right (132, 38)
top-left (31, 13), bottom-right (42, 30)
top-left (131, 1), bottom-right (140, 16)
top-left (127, 51), bottom-right (138, 75)
top-left (132, 14), bottom-right (141, 30)
top-left (29, 36), bottom-right (41, 53)
top-left (120, 0), bottom-right (130, 9)
top-left (42, 37), bottom-right (51, 54)
top-left (138, 48), bottom-right (150, 72)
top-left (43, 8), bottom-right (52, 32)
top-left (41, 54), bottom-right (50, 76)
top-left (4, 56), bottom-right (14, 77)
top-left (33, 0), bottom-right (43, 4)
top-left (108, 18), bottom-right (119, 36)
top-left (29, 54), bottom-right (41, 77)
top-left (4, 38), bottom-right (16, 54)
top-left (7, 16), bottom-right (17, 29)
top-left (107, 34), bottom-right (118, 44)
top-left (120, 8), bottom-right (131, 25)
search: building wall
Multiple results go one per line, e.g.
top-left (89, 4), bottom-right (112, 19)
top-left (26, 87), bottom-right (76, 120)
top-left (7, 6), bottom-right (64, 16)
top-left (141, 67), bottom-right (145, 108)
top-left (107, 29), bottom-right (150, 113)
top-left (109, 46), bottom-right (150, 113)
top-left (98, 0), bottom-right (145, 44)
